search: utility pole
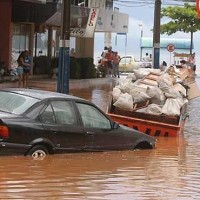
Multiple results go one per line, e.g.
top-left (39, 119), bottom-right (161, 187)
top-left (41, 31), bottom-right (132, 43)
top-left (139, 23), bottom-right (143, 61)
top-left (57, 0), bottom-right (71, 94)
top-left (153, 0), bottom-right (161, 69)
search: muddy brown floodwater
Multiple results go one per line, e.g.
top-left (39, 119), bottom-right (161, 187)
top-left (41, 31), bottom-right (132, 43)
top-left (0, 78), bottom-right (200, 199)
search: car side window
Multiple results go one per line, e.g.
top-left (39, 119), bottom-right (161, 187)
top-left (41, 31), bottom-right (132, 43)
top-left (40, 105), bottom-right (56, 124)
top-left (51, 101), bottom-right (77, 125)
top-left (76, 103), bottom-right (111, 129)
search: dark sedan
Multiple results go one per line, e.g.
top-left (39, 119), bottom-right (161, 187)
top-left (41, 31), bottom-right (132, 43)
top-left (0, 88), bottom-right (156, 158)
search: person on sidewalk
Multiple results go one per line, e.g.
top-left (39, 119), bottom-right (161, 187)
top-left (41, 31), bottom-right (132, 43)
top-left (142, 53), bottom-right (151, 62)
top-left (17, 52), bottom-right (25, 87)
top-left (112, 52), bottom-right (120, 78)
top-left (105, 47), bottom-right (113, 77)
top-left (23, 50), bottom-right (32, 88)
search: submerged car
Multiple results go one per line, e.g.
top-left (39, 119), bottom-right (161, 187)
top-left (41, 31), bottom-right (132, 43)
top-left (0, 88), bottom-right (156, 158)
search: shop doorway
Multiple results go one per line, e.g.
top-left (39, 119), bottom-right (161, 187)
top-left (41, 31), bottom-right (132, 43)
top-left (12, 23), bottom-right (34, 69)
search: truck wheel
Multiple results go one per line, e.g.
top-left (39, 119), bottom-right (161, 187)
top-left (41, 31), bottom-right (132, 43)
top-left (27, 145), bottom-right (49, 159)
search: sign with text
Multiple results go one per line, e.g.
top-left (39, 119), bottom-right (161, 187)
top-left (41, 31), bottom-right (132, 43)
top-left (70, 6), bottom-right (99, 38)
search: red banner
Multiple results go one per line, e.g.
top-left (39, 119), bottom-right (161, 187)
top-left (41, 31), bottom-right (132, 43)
top-left (196, 0), bottom-right (200, 17)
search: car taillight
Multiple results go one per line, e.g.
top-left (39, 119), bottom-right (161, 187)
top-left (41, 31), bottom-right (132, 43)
top-left (0, 126), bottom-right (9, 138)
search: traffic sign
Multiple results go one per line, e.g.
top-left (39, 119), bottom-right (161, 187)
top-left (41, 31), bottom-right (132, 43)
top-left (167, 44), bottom-right (175, 52)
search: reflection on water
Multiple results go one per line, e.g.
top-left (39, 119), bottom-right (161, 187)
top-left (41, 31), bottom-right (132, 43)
top-left (0, 79), bottom-right (200, 199)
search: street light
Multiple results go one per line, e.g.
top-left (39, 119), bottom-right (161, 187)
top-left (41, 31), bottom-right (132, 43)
top-left (139, 23), bottom-right (143, 61)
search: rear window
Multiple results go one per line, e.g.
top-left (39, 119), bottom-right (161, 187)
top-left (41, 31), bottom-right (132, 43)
top-left (0, 91), bottom-right (39, 115)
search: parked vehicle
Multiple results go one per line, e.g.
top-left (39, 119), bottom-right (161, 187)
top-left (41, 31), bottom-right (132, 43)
top-left (119, 55), bottom-right (152, 72)
top-left (0, 88), bottom-right (156, 158)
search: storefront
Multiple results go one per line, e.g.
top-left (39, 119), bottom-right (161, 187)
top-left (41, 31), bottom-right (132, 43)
top-left (0, 0), bottom-right (58, 71)
top-left (0, 0), bottom-right (128, 76)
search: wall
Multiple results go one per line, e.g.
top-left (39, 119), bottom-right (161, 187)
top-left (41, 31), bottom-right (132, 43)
top-left (76, 37), bottom-right (94, 58)
top-left (0, 0), bottom-right (12, 67)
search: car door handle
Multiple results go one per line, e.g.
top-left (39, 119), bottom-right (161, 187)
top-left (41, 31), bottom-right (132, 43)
top-left (86, 131), bottom-right (94, 135)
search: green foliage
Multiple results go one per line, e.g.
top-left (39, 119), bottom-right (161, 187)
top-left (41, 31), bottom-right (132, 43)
top-left (98, 65), bottom-right (107, 78)
top-left (78, 57), bottom-right (96, 79)
top-left (161, 3), bottom-right (200, 34)
top-left (51, 57), bottom-right (58, 69)
top-left (70, 57), bottom-right (81, 79)
top-left (33, 56), bottom-right (51, 75)
top-left (50, 57), bottom-right (97, 79)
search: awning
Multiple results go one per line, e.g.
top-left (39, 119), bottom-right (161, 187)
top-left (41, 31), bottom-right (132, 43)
top-left (45, 11), bottom-right (61, 27)
top-left (141, 37), bottom-right (193, 50)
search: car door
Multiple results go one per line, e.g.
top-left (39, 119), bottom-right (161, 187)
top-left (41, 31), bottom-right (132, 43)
top-left (40, 100), bottom-right (85, 151)
top-left (75, 102), bottom-right (126, 151)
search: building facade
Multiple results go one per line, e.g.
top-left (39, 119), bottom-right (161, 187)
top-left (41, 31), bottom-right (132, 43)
top-left (0, 0), bottom-right (129, 74)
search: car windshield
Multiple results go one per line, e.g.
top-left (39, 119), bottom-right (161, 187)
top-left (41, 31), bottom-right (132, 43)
top-left (0, 91), bottom-right (39, 115)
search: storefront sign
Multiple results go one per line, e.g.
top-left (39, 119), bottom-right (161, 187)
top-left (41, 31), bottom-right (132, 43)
top-left (70, 28), bottom-right (85, 37)
top-left (45, 5), bottom-right (128, 37)
top-left (95, 9), bottom-right (129, 33)
top-left (85, 8), bottom-right (99, 37)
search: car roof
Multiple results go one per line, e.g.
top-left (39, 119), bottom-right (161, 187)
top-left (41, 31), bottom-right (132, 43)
top-left (0, 88), bottom-right (84, 101)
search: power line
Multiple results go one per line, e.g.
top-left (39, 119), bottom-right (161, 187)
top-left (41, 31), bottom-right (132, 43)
top-left (113, 0), bottom-right (195, 7)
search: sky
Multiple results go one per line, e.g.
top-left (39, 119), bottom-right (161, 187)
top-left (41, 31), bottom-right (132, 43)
top-left (93, 1), bottom-right (200, 69)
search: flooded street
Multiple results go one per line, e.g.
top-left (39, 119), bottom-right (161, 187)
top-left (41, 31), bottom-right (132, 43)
top-left (0, 78), bottom-right (200, 199)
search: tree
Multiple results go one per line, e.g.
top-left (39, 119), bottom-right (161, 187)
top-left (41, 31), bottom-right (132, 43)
top-left (160, 3), bottom-right (200, 54)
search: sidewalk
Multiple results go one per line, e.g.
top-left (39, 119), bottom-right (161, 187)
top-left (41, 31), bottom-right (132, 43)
top-left (0, 70), bottom-right (198, 92)
top-left (0, 75), bottom-right (115, 92)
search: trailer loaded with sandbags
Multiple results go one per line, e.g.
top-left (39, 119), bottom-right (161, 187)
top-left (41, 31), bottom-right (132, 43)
top-left (107, 67), bottom-right (200, 137)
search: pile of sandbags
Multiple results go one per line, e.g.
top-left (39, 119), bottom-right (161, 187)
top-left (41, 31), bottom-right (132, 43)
top-left (112, 68), bottom-right (188, 116)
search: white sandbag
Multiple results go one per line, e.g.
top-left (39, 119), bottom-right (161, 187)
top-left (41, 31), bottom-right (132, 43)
top-left (112, 87), bottom-right (121, 103)
top-left (115, 79), bottom-right (133, 93)
top-left (173, 83), bottom-right (187, 97)
top-left (162, 98), bottom-right (184, 116)
top-left (133, 69), bottom-right (150, 79)
top-left (129, 85), bottom-right (147, 93)
top-left (157, 73), bottom-right (174, 89)
top-left (113, 93), bottom-right (133, 111)
top-left (126, 73), bottom-right (137, 82)
top-left (136, 104), bottom-right (162, 115)
top-left (146, 86), bottom-right (166, 105)
top-left (130, 90), bottom-right (150, 103)
top-left (132, 82), bottom-right (150, 91)
top-left (145, 68), bottom-right (161, 74)
top-left (146, 104), bottom-right (162, 115)
top-left (124, 82), bottom-right (138, 93)
top-left (164, 87), bottom-right (183, 99)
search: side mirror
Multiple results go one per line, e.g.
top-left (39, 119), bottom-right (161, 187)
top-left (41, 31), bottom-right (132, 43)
top-left (112, 121), bottom-right (119, 129)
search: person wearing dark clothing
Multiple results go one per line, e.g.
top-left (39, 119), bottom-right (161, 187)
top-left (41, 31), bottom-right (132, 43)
top-left (23, 50), bottom-right (31, 88)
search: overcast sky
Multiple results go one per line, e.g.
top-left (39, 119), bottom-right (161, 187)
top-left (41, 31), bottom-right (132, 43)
top-left (94, 1), bottom-right (200, 67)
